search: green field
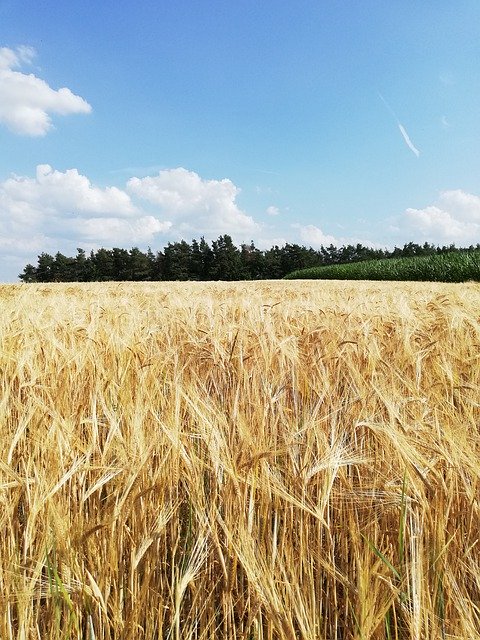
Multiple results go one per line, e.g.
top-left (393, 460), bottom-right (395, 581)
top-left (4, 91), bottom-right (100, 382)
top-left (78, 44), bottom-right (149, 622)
top-left (285, 248), bottom-right (480, 282)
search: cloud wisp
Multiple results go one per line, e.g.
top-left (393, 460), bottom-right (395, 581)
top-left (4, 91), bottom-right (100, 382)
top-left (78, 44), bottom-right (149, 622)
top-left (0, 46), bottom-right (91, 136)
top-left (266, 205), bottom-right (280, 216)
top-left (378, 93), bottom-right (420, 158)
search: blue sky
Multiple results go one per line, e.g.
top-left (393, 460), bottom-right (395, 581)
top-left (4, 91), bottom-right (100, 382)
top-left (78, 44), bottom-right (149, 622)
top-left (1, 1), bottom-right (480, 281)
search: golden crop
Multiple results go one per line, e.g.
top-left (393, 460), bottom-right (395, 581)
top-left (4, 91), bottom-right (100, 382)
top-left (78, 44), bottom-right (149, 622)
top-left (1, 281), bottom-right (479, 639)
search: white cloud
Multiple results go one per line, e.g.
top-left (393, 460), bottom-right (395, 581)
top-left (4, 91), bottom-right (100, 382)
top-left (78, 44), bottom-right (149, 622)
top-left (3, 165), bottom-right (138, 217)
top-left (266, 205), bottom-right (280, 216)
top-left (128, 167), bottom-right (260, 237)
top-left (0, 165), bottom-right (171, 275)
top-left (0, 164), bottom-right (268, 280)
top-left (395, 189), bottom-right (480, 245)
top-left (0, 164), bottom-right (269, 280)
top-left (439, 190), bottom-right (480, 223)
top-left (0, 46), bottom-right (91, 136)
top-left (255, 236), bottom-right (288, 250)
top-left (69, 215), bottom-right (172, 244)
top-left (0, 46), bottom-right (37, 69)
top-left (294, 224), bottom-right (340, 248)
top-left (291, 223), bottom-right (380, 250)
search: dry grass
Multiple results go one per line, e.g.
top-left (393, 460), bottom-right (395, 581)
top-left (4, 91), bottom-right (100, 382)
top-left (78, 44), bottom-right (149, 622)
top-left (0, 280), bottom-right (479, 640)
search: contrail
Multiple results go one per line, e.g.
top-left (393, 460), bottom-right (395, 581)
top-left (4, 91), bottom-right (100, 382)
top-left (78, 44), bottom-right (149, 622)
top-left (378, 92), bottom-right (398, 120)
top-left (378, 92), bottom-right (420, 158)
top-left (398, 123), bottom-right (420, 157)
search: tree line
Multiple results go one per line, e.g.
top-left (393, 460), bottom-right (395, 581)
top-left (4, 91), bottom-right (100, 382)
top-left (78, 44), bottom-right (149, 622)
top-left (18, 236), bottom-right (480, 282)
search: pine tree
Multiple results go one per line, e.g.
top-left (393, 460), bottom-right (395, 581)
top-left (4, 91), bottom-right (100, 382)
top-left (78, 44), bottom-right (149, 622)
top-left (211, 235), bottom-right (243, 280)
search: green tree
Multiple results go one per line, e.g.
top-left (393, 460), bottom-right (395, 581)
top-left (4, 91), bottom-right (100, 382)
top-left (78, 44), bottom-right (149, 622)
top-left (199, 237), bottom-right (214, 279)
top-left (241, 241), bottom-right (265, 279)
top-left (111, 247), bottom-right (131, 280)
top-left (91, 248), bottom-right (115, 280)
top-left (163, 241), bottom-right (192, 280)
top-left (263, 246), bottom-right (284, 278)
top-left (280, 243), bottom-right (318, 274)
top-left (128, 247), bottom-right (152, 280)
top-left (19, 263), bottom-right (38, 282)
top-left (148, 249), bottom-right (164, 280)
top-left (211, 235), bottom-right (243, 280)
top-left (36, 253), bottom-right (56, 282)
top-left (189, 239), bottom-right (205, 280)
top-left (52, 252), bottom-right (76, 281)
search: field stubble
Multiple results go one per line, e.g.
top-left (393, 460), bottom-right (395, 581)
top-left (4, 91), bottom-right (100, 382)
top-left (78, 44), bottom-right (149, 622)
top-left (0, 280), bottom-right (479, 639)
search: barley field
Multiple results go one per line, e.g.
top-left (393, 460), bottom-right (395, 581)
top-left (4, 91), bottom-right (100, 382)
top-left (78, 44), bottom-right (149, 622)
top-left (1, 280), bottom-right (479, 640)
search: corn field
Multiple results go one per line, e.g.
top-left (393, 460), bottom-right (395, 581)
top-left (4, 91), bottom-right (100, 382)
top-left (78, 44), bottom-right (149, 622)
top-left (1, 280), bottom-right (479, 639)
top-left (285, 248), bottom-right (480, 282)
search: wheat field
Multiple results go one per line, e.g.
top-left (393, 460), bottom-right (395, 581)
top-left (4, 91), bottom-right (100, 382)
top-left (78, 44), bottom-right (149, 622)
top-left (0, 280), bottom-right (479, 640)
